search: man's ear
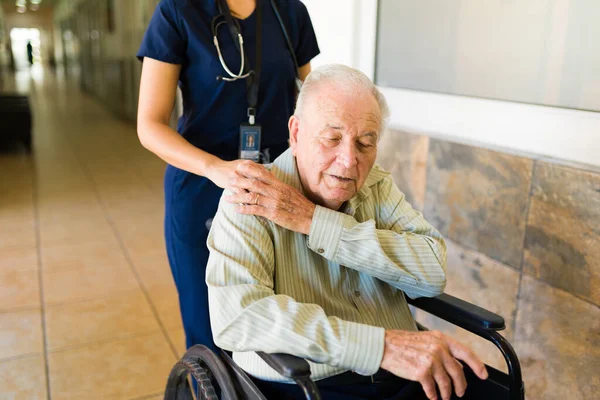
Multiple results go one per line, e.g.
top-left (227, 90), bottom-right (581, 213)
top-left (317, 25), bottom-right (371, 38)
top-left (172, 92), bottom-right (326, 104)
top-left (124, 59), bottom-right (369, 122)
top-left (288, 115), bottom-right (300, 156)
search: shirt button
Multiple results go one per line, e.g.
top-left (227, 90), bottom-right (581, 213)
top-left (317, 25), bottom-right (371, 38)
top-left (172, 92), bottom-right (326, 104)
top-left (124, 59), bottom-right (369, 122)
top-left (317, 248), bottom-right (324, 254)
top-left (354, 290), bottom-right (361, 297)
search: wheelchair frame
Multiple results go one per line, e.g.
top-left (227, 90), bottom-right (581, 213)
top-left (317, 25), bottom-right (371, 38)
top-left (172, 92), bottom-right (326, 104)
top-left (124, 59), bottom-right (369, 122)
top-left (165, 293), bottom-right (525, 400)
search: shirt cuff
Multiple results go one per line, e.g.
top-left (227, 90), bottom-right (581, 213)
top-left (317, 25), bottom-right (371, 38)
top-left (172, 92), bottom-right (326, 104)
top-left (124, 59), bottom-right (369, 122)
top-left (308, 205), bottom-right (357, 260)
top-left (338, 321), bottom-right (385, 376)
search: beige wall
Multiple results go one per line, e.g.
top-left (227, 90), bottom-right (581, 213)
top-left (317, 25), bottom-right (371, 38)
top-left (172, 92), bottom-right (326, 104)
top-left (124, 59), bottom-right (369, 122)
top-left (51, 0), bottom-right (161, 120)
top-left (304, 0), bottom-right (600, 168)
top-left (377, 129), bottom-right (600, 400)
top-left (0, 6), bottom-right (6, 66)
top-left (377, 0), bottom-right (600, 113)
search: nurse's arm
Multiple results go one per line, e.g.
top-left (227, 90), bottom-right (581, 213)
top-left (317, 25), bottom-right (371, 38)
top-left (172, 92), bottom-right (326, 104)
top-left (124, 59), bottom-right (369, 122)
top-left (299, 62), bottom-right (312, 81)
top-left (137, 57), bottom-right (255, 190)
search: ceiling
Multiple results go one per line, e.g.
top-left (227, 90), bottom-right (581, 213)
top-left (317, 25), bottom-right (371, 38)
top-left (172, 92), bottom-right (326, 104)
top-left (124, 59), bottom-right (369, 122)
top-left (1, 0), bottom-right (59, 13)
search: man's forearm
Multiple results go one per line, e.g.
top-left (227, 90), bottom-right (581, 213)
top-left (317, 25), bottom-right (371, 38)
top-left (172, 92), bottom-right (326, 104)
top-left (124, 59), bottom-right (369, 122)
top-left (308, 205), bottom-right (447, 298)
top-left (208, 285), bottom-right (385, 376)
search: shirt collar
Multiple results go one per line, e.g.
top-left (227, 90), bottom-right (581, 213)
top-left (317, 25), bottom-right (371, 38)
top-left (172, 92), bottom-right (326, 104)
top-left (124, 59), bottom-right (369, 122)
top-left (270, 149), bottom-right (390, 215)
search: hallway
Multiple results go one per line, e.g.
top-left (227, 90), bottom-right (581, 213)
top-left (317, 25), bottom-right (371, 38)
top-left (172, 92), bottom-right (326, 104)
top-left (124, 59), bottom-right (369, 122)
top-left (1, 67), bottom-right (184, 399)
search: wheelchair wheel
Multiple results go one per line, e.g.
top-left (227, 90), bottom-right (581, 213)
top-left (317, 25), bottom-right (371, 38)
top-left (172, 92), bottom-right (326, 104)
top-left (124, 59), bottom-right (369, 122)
top-left (165, 357), bottom-right (218, 400)
top-left (164, 345), bottom-right (238, 400)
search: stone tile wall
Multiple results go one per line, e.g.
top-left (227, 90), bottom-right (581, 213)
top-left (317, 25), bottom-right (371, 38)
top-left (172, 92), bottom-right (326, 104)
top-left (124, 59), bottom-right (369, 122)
top-left (376, 130), bottom-right (600, 400)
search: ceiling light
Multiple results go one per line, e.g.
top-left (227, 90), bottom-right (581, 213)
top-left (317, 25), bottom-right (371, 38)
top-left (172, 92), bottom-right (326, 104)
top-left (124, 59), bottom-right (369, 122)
top-left (31, 0), bottom-right (43, 4)
top-left (16, 5), bottom-right (26, 13)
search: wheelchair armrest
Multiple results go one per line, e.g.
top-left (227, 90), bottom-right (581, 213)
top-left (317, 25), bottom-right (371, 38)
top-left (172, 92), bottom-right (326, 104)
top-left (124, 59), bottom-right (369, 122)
top-left (407, 293), bottom-right (524, 399)
top-left (257, 351), bottom-right (312, 380)
top-left (257, 352), bottom-right (322, 399)
top-left (406, 293), bottom-right (506, 332)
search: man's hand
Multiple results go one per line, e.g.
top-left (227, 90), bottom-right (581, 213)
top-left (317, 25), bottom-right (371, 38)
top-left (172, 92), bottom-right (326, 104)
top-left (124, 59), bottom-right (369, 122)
top-left (380, 330), bottom-right (488, 400)
top-left (224, 163), bottom-right (316, 235)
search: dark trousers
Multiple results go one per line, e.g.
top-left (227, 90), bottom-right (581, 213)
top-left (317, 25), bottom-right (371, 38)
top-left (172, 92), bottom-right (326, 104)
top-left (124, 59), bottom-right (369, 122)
top-left (252, 368), bottom-right (487, 400)
top-left (251, 370), bottom-right (429, 400)
top-left (164, 143), bottom-right (287, 353)
top-left (164, 169), bottom-right (223, 352)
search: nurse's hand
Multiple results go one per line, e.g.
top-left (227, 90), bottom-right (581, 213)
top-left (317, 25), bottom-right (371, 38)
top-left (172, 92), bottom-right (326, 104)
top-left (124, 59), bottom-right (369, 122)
top-left (223, 163), bottom-right (316, 235)
top-left (207, 159), bottom-right (265, 193)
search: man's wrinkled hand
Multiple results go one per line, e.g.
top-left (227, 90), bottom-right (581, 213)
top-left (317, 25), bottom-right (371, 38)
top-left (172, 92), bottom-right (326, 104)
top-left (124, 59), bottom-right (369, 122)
top-left (224, 162), bottom-right (316, 235)
top-left (380, 330), bottom-right (488, 400)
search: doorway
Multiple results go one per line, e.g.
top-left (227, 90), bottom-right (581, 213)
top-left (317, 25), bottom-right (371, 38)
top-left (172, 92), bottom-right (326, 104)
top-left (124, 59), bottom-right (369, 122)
top-left (10, 28), bottom-right (41, 70)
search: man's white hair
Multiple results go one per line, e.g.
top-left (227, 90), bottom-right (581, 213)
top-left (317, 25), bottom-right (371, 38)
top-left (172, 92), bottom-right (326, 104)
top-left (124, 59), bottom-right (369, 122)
top-left (294, 64), bottom-right (390, 135)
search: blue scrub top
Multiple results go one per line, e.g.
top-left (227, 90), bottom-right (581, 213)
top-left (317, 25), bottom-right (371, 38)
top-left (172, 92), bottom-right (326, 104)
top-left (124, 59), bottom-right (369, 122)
top-left (137, 0), bottom-right (320, 161)
top-left (137, 0), bottom-right (319, 353)
top-left (137, 0), bottom-right (319, 249)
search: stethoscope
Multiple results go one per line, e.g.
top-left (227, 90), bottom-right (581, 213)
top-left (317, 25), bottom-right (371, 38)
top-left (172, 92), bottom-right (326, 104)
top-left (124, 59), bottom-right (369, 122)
top-left (211, 16), bottom-right (252, 82)
top-left (211, 0), bottom-right (299, 83)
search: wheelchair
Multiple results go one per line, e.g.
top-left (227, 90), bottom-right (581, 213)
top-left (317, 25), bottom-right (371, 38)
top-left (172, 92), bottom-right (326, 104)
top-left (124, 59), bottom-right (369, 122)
top-left (164, 293), bottom-right (525, 400)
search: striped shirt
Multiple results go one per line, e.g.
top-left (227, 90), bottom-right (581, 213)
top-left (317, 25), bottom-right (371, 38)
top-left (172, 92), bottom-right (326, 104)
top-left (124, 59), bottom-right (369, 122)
top-left (206, 149), bottom-right (447, 383)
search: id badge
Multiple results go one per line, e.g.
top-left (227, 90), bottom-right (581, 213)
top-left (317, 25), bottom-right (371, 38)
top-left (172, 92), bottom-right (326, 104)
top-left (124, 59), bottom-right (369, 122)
top-left (239, 123), bottom-right (261, 162)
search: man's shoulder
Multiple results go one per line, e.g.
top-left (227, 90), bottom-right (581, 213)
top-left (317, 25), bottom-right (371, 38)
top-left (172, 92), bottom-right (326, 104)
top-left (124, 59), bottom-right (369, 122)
top-left (265, 162), bottom-right (286, 180)
top-left (364, 164), bottom-right (392, 190)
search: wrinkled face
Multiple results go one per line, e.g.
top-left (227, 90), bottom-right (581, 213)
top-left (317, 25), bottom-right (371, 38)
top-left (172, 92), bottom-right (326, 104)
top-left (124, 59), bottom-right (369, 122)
top-left (289, 82), bottom-right (381, 210)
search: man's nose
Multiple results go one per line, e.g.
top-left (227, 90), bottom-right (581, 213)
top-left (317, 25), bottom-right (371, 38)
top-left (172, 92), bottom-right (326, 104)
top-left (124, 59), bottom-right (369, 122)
top-left (337, 141), bottom-right (358, 169)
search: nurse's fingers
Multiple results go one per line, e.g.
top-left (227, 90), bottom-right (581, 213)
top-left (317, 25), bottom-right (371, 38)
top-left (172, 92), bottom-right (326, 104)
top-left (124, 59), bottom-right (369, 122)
top-left (235, 161), bottom-right (272, 181)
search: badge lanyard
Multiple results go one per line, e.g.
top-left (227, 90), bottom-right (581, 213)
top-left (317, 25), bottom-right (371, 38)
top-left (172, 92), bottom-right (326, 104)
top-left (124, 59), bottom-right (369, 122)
top-left (215, 0), bottom-right (263, 162)
top-left (216, 0), bottom-right (262, 125)
top-left (215, 0), bottom-right (299, 162)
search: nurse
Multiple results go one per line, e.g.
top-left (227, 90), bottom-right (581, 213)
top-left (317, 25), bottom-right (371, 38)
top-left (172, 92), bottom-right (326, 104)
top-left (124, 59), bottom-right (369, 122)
top-left (136, 0), bottom-right (319, 352)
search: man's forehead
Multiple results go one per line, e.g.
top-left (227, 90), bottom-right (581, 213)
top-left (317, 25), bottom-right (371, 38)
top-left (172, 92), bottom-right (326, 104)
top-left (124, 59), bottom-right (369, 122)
top-left (308, 87), bottom-right (381, 128)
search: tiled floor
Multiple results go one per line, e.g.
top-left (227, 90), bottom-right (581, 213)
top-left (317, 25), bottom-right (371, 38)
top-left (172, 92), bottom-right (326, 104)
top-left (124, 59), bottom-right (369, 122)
top-left (1, 67), bottom-right (182, 399)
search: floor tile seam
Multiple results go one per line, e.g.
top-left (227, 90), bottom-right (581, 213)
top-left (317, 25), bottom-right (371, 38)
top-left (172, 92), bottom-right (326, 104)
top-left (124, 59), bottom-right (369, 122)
top-left (105, 220), bottom-right (181, 360)
top-left (2, 234), bottom-right (35, 247)
top-left (40, 259), bottom-right (140, 276)
top-left (0, 216), bottom-right (36, 226)
top-left (0, 351), bottom-right (45, 364)
top-left (0, 244), bottom-right (40, 255)
top-left (128, 392), bottom-right (165, 400)
top-left (0, 210), bottom-right (36, 218)
top-left (51, 118), bottom-right (181, 361)
top-left (0, 266), bottom-right (41, 276)
top-left (42, 285), bottom-right (150, 308)
top-left (40, 263), bottom-right (132, 276)
top-left (40, 259), bottom-right (139, 276)
top-left (107, 225), bottom-right (179, 360)
top-left (32, 121), bottom-right (53, 400)
top-left (81, 178), bottom-right (181, 356)
top-left (0, 302), bottom-right (42, 314)
top-left (0, 304), bottom-right (42, 315)
top-left (42, 286), bottom-right (147, 308)
top-left (36, 221), bottom-right (119, 230)
top-left (38, 237), bottom-right (123, 247)
top-left (46, 328), bottom-right (165, 354)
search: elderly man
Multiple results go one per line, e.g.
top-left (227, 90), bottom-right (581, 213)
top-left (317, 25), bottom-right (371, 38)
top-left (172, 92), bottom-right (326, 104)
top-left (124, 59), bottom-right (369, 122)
top-left (206, 64), bottom-right (487, 400)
